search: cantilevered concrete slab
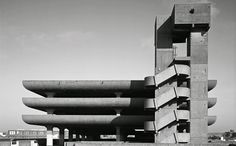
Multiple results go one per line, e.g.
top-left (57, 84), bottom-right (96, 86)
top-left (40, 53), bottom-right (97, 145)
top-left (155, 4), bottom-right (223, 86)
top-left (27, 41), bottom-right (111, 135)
top-left (208, 80), bottom-right (217, 91)
top-left (23, 80), bottom-right (154, 97)
top-left (23, 80), bottom-right (216, 97)
top-left (22, 98), bottom-right (145, 109)
top-left (22, 115), bottom-right (153, 127)
top-left (22, 97), bottom-right (150, 115)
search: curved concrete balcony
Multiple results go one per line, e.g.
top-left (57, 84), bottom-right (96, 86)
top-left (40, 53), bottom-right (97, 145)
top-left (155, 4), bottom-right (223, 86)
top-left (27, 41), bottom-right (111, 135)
top-left (208, 116), bottom-right (217, 126)
top-left (23, 80), bottom-right (154, 97)
top-left (208, 80), bottom-right (217, 91)
top-left (208, 98), bottom-right (217, 108)
top-left (22, 97), bottom-right (151, 115)
top-left (22, 115), bottom-right (153, 128)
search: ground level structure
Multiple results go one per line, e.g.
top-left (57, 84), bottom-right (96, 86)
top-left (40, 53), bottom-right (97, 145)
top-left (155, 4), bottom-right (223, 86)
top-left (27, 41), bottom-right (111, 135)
top-left (22, 2), bottom-right (222, 146)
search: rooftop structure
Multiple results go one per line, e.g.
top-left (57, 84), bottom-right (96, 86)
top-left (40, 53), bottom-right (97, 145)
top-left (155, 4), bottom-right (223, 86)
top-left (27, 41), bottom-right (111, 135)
top-left (22, 3), bottom-right (218, 146)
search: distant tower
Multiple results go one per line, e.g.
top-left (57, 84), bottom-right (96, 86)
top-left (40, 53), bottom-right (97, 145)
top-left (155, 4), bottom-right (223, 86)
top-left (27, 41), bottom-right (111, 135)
top-left (144, 3), bottom-right (217, 144)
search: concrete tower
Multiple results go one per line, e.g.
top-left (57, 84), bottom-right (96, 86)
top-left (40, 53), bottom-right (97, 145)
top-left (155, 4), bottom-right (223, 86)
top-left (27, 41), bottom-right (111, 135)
top-left (144, 3), bottom-right (217, 144)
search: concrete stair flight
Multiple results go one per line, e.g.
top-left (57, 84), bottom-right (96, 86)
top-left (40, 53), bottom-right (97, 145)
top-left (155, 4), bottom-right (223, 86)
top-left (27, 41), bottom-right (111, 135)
top-left (144, 87), bottom-right (190, 109)
top-left (145, 64), bottom-right (190, 88)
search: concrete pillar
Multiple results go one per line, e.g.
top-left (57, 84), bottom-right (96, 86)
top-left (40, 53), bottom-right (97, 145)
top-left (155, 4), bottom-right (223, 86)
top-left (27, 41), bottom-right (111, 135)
top-left (46, 92), bottom-right (55, 97)
top-left (116, 127), bottom-right (126, 141)
top-left (45, 91), bottom-right (54, 146)
top-left (114, 92), bottom-right (126, 141)
top-left (46, 126), bottom-right (53, 146)
top-left (188, 32), bottom-right (208, 143)
top-left (75, 131), bottom-right (80, 141)
top-left (115, 109), bottom-right (122, 141)
top-left (81, 134), bottom-right (86, 141)
top-left (87, 135), bottom-right (93, 141)
top-left (47, 109), bottom-right (54, 114)
top-left (93, 134), bottom-right (100, 141)
top-left (59, 128), bottom-right (64, 146)
top-left (69, 129), bottom-right (73, 141)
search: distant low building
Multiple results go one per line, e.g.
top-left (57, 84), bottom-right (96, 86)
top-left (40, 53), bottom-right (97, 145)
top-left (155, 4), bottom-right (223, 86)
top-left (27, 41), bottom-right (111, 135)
top-left (7, 129), bottom-right (47, 139)
top-left (0, 129), bottom-right (59, 146)
top-left (223, 130), bottom-right (236, 141)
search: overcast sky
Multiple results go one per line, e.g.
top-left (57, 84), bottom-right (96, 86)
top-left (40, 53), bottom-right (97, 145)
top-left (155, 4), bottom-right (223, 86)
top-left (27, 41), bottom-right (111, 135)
top-left (0, 0), bottom-right (235, 132)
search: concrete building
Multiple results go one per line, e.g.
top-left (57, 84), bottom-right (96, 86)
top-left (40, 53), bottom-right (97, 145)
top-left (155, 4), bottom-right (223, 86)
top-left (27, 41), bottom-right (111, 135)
top-left (22, 3), bottom-right (218, 146)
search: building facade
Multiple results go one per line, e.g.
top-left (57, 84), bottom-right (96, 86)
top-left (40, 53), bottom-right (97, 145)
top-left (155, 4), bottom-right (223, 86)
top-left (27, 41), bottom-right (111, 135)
top-left (22, 3), bottom-right (218, 146)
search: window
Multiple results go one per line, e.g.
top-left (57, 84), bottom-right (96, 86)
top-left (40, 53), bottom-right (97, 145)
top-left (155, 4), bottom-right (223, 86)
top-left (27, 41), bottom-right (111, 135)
top-left (25, 131), bottom-right (29, 135)
top-left (9, 131), bottom-right (15, 135)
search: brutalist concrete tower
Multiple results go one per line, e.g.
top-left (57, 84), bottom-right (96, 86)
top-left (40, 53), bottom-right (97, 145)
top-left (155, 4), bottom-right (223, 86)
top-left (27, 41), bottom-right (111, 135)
top-left (144, 3), bottom-right (217, 144)
top-left (22, 3), bottom-right (217, 146)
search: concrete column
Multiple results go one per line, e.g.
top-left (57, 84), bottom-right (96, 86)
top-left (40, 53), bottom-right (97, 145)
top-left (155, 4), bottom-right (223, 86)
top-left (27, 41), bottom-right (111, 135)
top-left (115, 110), bottom-right (126, 141)
top-left (69, 129), bottom-right (73, 141)
top-left (59, 128), bottom-right (64, 146)
top-left (87, 135), bottom-right (93, 141)
top-left (116, 127), bottom-right (126, 141)
top-left (115, 109), bottom-right (122, 141)
top-left (115, 110), bottom-right (124, 141)
top-left (75, 131), bottom-right (80, 141)
top-left (114, 92), bottom-right (126, 141)
top-left (189, 32), bottom-right (208, 143)
top-left (81, 134), bottom-right (86, 141)
top-left (46, 126), bottom-right (53, 146)
top-left (46, 92), bottom-right (55, 97)
top-left (93, 134), bottom-right (100, 141)
top-left (47, 109), bottom-right (54, 114)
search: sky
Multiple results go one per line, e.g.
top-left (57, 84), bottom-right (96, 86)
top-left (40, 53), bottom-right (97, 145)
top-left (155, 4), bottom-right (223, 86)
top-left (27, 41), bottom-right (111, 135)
top-left (0, 0), bottom-right (235, 133)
